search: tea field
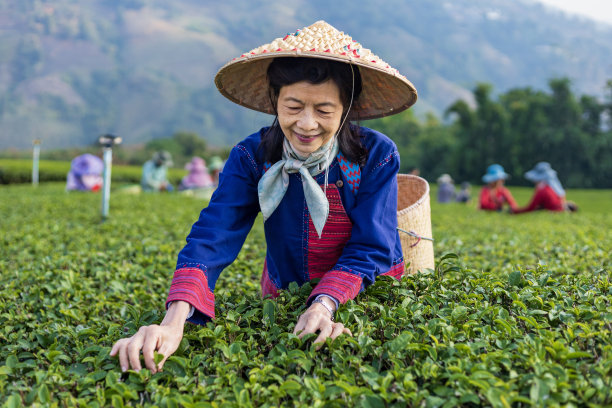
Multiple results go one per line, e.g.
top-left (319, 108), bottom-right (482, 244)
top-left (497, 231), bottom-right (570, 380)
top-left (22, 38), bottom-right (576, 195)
top-left (0, 183), bottom-right (610, 407)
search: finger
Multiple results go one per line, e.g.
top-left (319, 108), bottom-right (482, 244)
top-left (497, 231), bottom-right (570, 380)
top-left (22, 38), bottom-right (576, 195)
top-left (343, 327), bottom-right (353, 337)
top-left (109, 338), bottom-right (126, 357)
top-left (126, 331), bottom-right (146, 371)
top-left (157, 345), bottom-right (170, 371)
top-left (314, 323), bottom-right (333, 348)
top-left (157, 336), bottom-right (180, 371)
top-left (330, 323), bottom-right (347, 340)
top-left (298, 314), bottom-right (324, 339)
top-left (293, 315), bottom-right (307, 336)
top-left (142, 329), bottom-right (161, 374)
top-left (157, 343), bottom-right (176, 371)
top-left (115, 340), bottom-right (131, 372)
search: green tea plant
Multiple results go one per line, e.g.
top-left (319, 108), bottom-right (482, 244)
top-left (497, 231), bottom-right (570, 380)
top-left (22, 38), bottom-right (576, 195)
top-left (0, 184), bottom-right (610, 407)
top-left (0, 159), bottom-right (185, 185)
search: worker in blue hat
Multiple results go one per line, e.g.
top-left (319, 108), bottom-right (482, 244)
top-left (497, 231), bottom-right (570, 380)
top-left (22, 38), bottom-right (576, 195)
top-left (514, 162), bottom-right (576, 213)
top-left (479, 164), bottom-right (517, 212)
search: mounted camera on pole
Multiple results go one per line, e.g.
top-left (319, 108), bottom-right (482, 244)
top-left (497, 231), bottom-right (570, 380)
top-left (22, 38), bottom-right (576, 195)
top-left (98, 134), bottom-right (122, 221)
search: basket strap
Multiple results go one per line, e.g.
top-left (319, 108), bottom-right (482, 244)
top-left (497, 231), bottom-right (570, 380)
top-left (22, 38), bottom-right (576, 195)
top-left (397, 227), bottom-right (434, 247)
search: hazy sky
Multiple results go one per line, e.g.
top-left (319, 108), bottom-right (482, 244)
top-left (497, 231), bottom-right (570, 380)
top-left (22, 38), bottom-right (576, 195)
top-left (536, 0), bottom-right (612, 25)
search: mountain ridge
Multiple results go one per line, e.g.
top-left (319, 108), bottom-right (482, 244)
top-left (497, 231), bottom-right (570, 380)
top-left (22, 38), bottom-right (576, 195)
top-left (1, 0), bottom-right (611, 149)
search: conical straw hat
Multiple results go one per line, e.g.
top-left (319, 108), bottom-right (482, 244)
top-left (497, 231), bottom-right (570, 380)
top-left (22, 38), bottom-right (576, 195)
top-left (397, 174), bottom-right (435, 274)
top-left (215, 20), bottom-right (417, 120)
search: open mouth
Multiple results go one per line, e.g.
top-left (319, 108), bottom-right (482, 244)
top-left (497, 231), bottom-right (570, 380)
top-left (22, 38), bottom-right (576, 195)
top-left (294, 132), bottom-right (319, 143)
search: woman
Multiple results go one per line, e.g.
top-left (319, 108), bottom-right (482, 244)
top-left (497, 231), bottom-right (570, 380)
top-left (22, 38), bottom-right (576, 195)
top-left (179, 157), bottom-right (214, 190)
top-left (66, 153), bottom-right (103, 192)
top-left (514, 162), bottom-right (568, 213)
top-left (110, 21), bottom-right (418, 373)
top-left (436, 174), bottom-right (455, 203)
top-left (455, 182), bottom-right (471, 203)
top-left (207, 156), bottom-right (224, 187)
top-left (141, 151), bottom-right (174, 192)
top-left (479, 164), bottom-right (518, 212)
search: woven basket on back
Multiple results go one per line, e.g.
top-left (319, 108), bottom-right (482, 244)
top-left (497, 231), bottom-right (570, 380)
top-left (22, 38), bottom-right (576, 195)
top-left (397, 174), bottom-right (435, 274)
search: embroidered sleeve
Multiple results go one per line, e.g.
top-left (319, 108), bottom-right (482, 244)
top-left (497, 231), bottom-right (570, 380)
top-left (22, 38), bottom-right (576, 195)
top-left (502, 187), bottom-right (518, 211)
top-left (514, 186), bottom-right (562, 214)
top-left (166, 268), bottom-right (214, 324)
top-left (166, 141), bottom-right (261, 324)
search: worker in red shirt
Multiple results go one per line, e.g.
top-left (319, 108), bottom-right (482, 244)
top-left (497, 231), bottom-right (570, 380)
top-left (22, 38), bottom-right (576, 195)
top-left (514, 162), bottom-right (572, 214)
top-left (479, 164), bottom-right (518, 212)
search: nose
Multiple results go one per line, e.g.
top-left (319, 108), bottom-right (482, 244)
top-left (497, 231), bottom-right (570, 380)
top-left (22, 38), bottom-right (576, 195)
top-left (296, 108), bottom-right (317, 131)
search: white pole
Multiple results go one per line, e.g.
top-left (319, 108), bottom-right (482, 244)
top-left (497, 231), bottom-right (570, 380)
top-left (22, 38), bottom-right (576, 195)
top-left (32, 140), bottom-right (40, 186)
top-left (101, 147), bottom-right (112, 220)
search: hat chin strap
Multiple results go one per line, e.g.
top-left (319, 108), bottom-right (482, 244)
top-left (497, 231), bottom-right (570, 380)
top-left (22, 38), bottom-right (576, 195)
top-left (324, 63), bottom-right (355, 196)
top-left (336, 63), bottom-right (355, 136)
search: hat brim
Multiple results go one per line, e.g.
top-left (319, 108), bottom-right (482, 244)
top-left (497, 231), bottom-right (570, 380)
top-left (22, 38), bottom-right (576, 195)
top-left (525, 170), bottom-right (547, 182)
top-left (215, 51), bottom-right (417, 121)
top-left (482, 173), bottom-right (508, 183)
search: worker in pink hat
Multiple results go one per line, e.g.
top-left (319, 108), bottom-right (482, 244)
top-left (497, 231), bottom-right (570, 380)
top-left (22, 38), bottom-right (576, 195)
top-left (179, 157), bottom-right (214, 190)
top-left (66, 154), bottom-right (103, 192)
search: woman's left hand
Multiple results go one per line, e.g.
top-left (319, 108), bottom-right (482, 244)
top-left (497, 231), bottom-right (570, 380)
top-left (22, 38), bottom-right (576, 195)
top-left (293, 302), bottom-right (352, 348)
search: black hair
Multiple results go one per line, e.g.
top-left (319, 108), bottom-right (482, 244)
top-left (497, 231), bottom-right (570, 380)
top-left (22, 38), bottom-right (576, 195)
top-left (258, 57), bottom-right (367, 166)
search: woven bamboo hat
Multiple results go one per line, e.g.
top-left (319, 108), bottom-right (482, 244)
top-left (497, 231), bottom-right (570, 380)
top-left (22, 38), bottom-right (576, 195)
top-left (215, 20), bottom-right (417, 120)
top-left (397, 174), bottom-right (435, 274)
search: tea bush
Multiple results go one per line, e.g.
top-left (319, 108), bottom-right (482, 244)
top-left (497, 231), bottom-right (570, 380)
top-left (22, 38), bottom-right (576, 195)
top-left (0, 184), bottom-right (610, 407)
top-left (0, 159), bottom-right (185, 185)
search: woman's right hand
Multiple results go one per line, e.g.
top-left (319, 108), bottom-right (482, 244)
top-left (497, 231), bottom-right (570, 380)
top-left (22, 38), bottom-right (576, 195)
top-left (109, 301), bottom-right (191, 374)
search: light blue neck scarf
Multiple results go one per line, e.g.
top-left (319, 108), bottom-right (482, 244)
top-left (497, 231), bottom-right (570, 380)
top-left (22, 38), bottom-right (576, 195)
top-left (258, 136), bottom-right (339, 238)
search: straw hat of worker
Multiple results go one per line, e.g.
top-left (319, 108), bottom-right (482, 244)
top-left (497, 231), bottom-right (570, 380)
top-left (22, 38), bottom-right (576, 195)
top-left (437, 174), bottom-right (453, 184)
top-left (214, 20), bottom-right (417, 119)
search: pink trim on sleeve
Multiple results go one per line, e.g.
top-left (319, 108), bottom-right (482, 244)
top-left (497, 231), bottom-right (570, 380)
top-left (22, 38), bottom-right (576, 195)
top-left (308, 270), bottom-right (363, 304)
top-left (381, 261), bottom-right (405, 280)
top-left (260, 259), bottom-right (280, 299)
top-left (166, 267), bottom-right (215, 319)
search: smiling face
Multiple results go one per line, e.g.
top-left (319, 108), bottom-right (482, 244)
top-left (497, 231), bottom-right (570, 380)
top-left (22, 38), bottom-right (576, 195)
top-left (277, 80), bottom-right (344, 157)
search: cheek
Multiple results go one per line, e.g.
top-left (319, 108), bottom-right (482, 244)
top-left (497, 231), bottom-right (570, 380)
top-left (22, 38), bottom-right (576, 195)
top-left (277, 111), bottom-right (292, 127)
top-left (326, 113), bottom-right (343, 133)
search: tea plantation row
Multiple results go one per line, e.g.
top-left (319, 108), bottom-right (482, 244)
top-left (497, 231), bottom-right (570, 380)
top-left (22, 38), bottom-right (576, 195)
top-left (0, 184), bottom-right (610, 407)
top-left (0, 159), bottom-right (186, 185)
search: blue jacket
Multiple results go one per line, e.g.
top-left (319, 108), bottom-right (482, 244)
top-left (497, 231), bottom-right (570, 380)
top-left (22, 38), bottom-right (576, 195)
top-left (166, 126), bottom-right (405, 324)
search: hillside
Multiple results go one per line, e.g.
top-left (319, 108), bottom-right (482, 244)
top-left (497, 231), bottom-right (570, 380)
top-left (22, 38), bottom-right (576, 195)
top-left (0, 0), bottom-right (611, 149)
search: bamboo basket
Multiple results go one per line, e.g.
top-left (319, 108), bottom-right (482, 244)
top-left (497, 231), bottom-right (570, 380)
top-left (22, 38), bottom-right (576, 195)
top-left (397, 174), bottom-right (435, 274)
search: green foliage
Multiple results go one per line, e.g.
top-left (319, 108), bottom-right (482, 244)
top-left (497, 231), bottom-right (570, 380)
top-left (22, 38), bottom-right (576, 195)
top-left (0, 183), bottom-right (610, 406)
top-left (0, 159), bottom-right (185, 185)
top-left (2, 0), bottom-right (612, 151)
top-left (368, 78), bottom-right (612, 188)
top-left (144, 131), bottom-right (209, 167)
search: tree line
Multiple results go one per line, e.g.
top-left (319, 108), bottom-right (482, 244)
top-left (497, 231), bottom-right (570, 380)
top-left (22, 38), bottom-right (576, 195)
top-left (0, 131), bottom-right (230, 169)
top-left (367, 78), bottom-right (612, 188)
